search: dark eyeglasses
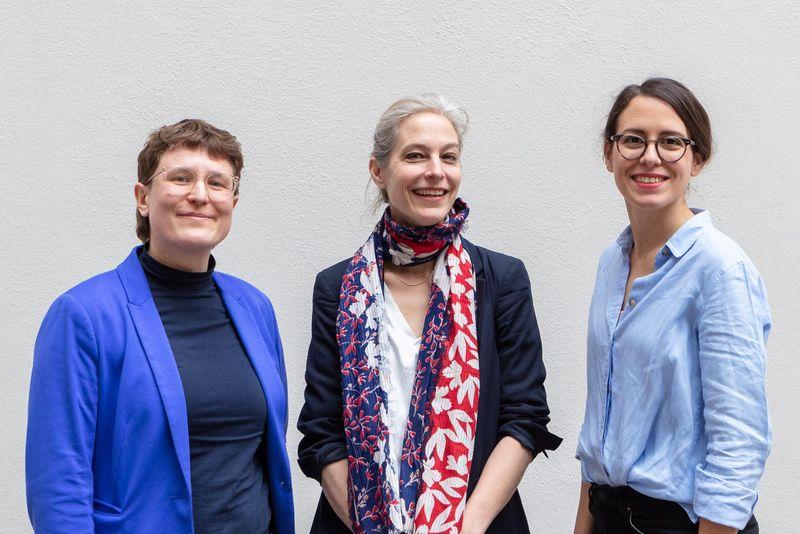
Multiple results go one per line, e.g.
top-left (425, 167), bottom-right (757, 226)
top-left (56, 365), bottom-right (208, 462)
top-left (608, 133), bottom-right (695, 163)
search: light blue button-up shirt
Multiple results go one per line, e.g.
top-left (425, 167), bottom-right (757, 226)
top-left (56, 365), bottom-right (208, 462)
top-left (576, 209), bottom-right (771, 530)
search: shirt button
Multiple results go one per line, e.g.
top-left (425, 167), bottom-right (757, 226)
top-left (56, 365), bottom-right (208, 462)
top-left (628, 298), bottom-right (636, 308)
top-left (662, 248), bottom-right (670, 256)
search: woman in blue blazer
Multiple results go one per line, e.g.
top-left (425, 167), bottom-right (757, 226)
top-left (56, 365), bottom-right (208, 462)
top-left (297, 95), bottom-right (561, 533)
top-left (26, 119), bottom-right (294, 533)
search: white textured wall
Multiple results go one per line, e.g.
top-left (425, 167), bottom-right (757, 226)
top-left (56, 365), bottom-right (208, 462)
top-left (3, 2), bottom-right (798, 532)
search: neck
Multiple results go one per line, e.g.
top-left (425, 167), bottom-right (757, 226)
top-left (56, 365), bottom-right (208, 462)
top-left (386, 259), bottom-right (435, 275)
top-left (626, 201), bottom-right (694, 258)
top-left (147, 241), bottom-right (211, 273)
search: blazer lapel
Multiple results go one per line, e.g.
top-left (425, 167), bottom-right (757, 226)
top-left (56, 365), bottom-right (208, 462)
top-left (462, 238), bottom-right (486, 336)
top-left (116, 247), bottom-right (192, 493)
top-left (214, 275), bottom-right (286, 435)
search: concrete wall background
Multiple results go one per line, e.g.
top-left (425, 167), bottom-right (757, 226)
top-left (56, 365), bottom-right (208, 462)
top-left (2, 1), bottom-right (798, 532)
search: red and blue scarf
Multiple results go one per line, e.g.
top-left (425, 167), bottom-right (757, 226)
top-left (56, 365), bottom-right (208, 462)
top-left (337, 198), bottom-right (480, 533)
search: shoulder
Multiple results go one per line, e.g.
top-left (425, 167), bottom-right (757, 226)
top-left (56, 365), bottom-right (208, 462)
top-left (37, 269), bottom-right (124, 347)
top-left (315, 258), bottom-right (353, 296)
top-left (463, 239), bottom-right (530, 291)
top-left (465, 239), bottom-right (523, 269)
top-left (690, 225), bottom-right (763, 285)
top-left (68, 268), bottom-right (122, 299)
top-left (599, 236), bottom-right (623, 263)
top-left (54, 269), bottom-right (125, 315)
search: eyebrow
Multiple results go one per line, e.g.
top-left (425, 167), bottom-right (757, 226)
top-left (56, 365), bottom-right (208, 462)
top-left (170, 165), bottom-right (235, 176)
top-left (401, 142), bottom-right (460, 152)
top-left (622, 128), bottom-right (689, 137)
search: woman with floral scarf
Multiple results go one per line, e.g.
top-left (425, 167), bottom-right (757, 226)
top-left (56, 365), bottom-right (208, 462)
top-left (298, 95), bottom-right (561, 534)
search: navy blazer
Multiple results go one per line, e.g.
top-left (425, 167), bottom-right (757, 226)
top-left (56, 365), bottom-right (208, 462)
top-left (297, 239), bottom-right (561, 533)
top-left (26, 246), bottom-right (294, 533)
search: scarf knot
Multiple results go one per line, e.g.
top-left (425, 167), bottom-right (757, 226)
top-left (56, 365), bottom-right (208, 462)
top-left (383, 198), bottom-right (469, 266)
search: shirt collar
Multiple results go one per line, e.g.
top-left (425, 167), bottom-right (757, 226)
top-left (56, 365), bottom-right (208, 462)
top-left (615, 208), bottom-right (712, 258)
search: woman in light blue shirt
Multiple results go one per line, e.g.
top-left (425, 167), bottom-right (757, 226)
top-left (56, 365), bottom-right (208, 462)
top-left (573, 78), bottom-right (770, 534)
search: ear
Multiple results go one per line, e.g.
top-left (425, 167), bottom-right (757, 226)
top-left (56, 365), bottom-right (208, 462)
top-left (369, 156), bottom-right (385, 190)
top-left (691, 153), bottom-right (705, 177)
top-left (134, 182), bottom-right (150, 217)
top-left (604, 141), bottom-right (614, 173)
top-left (232, 195), bottom-right (239, 209)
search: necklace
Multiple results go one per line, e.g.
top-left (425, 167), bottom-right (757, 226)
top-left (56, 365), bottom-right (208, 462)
top-left (389, 268), bottom-right (433, 287)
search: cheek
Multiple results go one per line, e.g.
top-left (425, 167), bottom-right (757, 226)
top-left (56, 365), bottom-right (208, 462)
top-left (146, 200), bottom-right (172, 225)
top-left (385, 180), bottom-right (408, 203)
top-left (216, 203), bottom-right (236, 224)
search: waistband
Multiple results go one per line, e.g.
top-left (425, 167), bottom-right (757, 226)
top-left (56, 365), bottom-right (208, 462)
top-left (588, 484), bottom-right (664, 509)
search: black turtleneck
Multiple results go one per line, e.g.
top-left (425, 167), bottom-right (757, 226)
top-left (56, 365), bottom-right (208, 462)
top-left (139, 249), bottom-right (270, 534)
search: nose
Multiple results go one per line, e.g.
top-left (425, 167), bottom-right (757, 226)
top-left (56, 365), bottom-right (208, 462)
top-left (187, 179), bottom-right (210, 203)
top-left (424, 157), bottom-right (446, 179)
top-left (639, 141), bottom-right (662, 166)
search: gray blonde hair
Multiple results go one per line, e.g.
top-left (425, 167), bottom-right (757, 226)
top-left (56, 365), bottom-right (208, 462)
top-left (371, 94), bottom-right (468, 203)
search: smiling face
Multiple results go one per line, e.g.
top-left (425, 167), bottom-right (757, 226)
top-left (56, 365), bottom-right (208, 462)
top-left (370, 112), bottom-right (462, 227)
top-left (134, 147), bottom-right (238, 270)
top-left (605, 95), bottom-right (704, 218)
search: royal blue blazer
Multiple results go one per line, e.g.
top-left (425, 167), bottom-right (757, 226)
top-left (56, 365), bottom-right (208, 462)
top-left (26, 246), bottom-right (294, 533)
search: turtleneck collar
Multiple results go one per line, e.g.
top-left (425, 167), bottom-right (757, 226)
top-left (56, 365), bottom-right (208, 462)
top-left (139, 247), bottom-right (216, 293)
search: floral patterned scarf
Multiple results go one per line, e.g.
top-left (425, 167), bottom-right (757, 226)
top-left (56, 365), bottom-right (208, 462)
top-left (337, 198), bottom-right (480, 533)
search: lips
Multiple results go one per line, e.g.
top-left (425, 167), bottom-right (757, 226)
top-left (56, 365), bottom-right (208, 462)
top-left (632, 173), bottom-right (669, 184)
top-left (178, 212), bottom-right (213, 219)
top-left (412, 188), bottom-right (447, 197)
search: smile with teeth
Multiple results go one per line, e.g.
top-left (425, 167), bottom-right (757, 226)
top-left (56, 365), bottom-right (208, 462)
top-left (413, 188), bottom-right (447, 196)
top-left (633, 175), bottom-right (668, 184)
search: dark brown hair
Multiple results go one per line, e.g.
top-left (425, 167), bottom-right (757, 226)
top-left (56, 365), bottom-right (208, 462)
top-left (136, 119), bottom-right (243, 242)
top-left (603, 78), bottom-right (712, 164)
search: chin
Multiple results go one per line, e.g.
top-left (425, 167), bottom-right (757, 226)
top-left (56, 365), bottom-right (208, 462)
top-left (175, 233), bottom-right (225, 252)
top-left (412, 212), bottom-right (449, 227)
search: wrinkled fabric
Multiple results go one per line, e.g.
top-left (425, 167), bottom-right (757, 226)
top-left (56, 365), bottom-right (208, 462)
top-left (577, 210), bottom-right (771, 530)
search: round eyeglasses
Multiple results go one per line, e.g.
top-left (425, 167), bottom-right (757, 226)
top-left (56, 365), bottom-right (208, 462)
top-left (609, 133), bottom-right (696, 163)
top-left (146, 166), bottom-right (240, 199)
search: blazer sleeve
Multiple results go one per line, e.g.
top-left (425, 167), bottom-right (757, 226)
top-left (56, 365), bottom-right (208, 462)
top-left (297, 271), bottom-right (348, 481)
top-left (26, 293), bottom-right (98, 532)
top-left (494, 258), bottom-right (562, 456)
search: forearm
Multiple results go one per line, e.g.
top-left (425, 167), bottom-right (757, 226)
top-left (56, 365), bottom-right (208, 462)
top-left (573, 482), bottom-right (594, 534)
top-left (462, 436), bottom-right (533, 534)
top-left (320, 459), bottom-right (353, 531)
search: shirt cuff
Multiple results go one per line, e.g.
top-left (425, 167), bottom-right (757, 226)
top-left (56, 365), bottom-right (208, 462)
top-left (298, 442), bottom-right (348, 482)
top-left (693, 465), bottom-right (758, 530)
top-left (498, 424), bottom-right (562, 458)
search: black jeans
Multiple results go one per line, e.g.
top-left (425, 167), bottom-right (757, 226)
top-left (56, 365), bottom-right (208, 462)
top-left (588, 484), bottom-right (759, 534)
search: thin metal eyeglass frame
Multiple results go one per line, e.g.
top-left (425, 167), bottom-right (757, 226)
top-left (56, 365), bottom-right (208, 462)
top-left (145, 167), bottom-right (240, 196)
top-left (608, 134), bottom-right (696, 163)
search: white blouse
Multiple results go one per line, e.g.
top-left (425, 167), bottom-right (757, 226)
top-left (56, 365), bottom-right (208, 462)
top-left (380, 284), bottom-right (420, 499)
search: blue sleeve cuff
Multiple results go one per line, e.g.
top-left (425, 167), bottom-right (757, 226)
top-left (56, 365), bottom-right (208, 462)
top-left (693, 465), bottom-right (758, 530)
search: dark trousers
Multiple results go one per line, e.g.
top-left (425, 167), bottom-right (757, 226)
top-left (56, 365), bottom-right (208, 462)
top-left (588, 484), bottom-right (759, 534)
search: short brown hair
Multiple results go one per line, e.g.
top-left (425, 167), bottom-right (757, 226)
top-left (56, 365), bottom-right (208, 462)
top-left (136, 119), bottom-right (243, 242)
top-left (603, 78), bottom-right (712, 165)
